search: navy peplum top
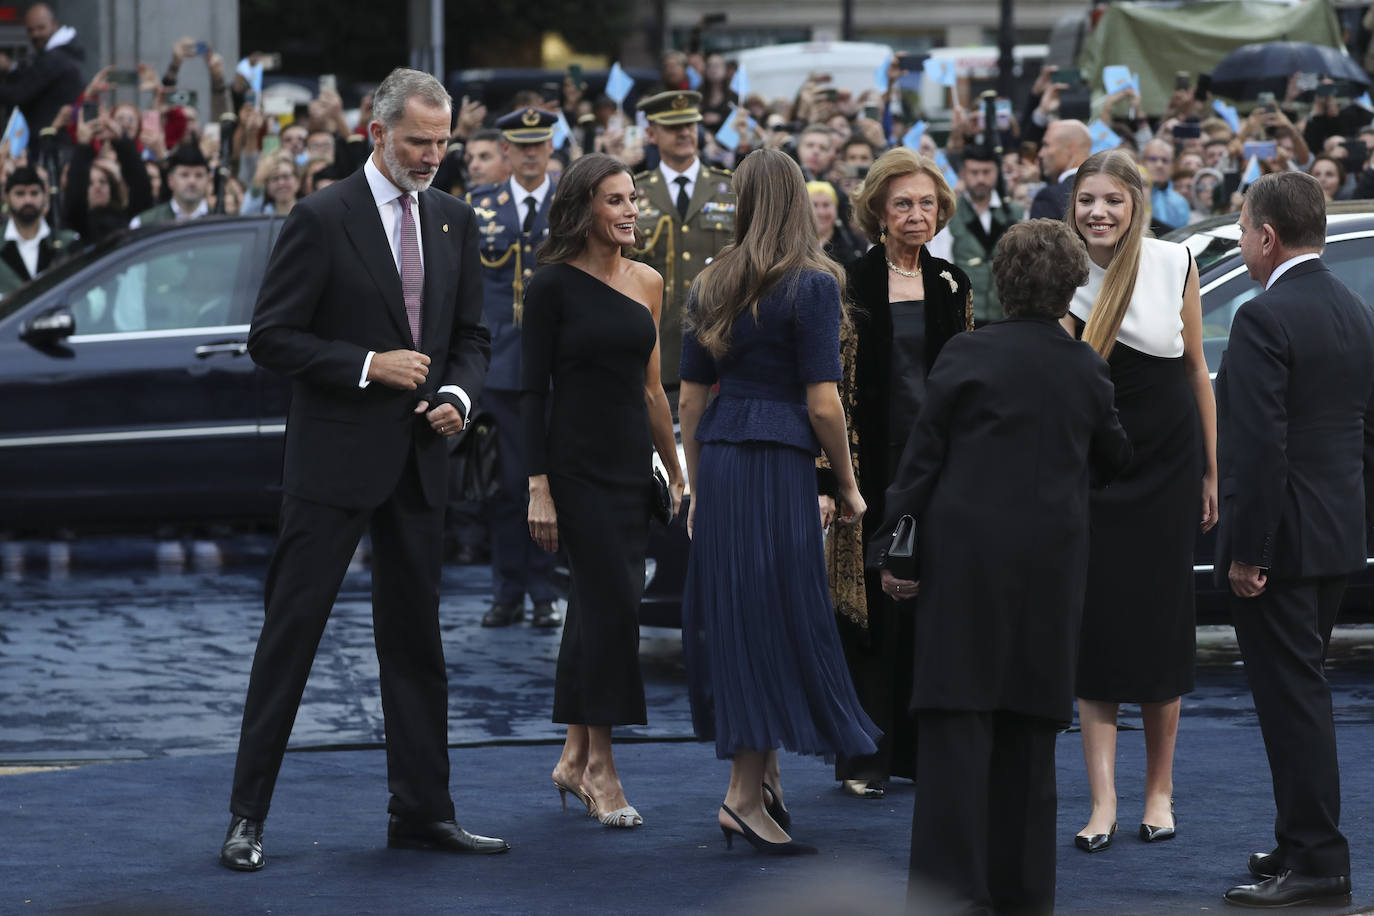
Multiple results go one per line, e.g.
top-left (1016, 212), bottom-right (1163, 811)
top-left (680, 269), bottom-right (843, 455)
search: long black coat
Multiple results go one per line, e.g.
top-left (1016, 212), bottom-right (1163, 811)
top-left (872, 318), bottom-right (1131, 725)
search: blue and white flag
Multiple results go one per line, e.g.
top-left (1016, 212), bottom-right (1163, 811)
top-left (1240, 155), bottom-right (1262, 188)
top-left (729, 64), bottom-right (749, 98)
top-left (236, 57), bottom-right (264, 98)
top-left (875, 55), bottom-right (891, 92)
top-left (1088, 118), bottom-right (1122, 154)
top-left (901, 120), bottom-right (928, 150)
top-left (1356, 92), bottom-right (1374, 111)
top-left (923, 57), bottom-right (958, 88)
top-left (933, 149), bottom-right (958, 189)
top-left (686, 66), bottom-right (702, 91)
top-left (1101, 65), bottom-right (1136, 95)
top-left (604, 62), bottom-right (634, 105)
top-left (1212, 99), bottom-right (1240, 133)
top-left (2, 108), bottom-right (28, 158)
top-left (715, 107), bottom-right (742, 152)
top-left (552, 111), bottom-right (571, 148)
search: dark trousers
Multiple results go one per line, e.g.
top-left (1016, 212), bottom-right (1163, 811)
top-left (1231, 575), bottom-right (1350, 877)
top-left (836, 588), bottom-right (917, 782)
top-left (909, 710), bottom-right (1057, 916)
top-left (483, 388), bottom-right (554, 606)
top-left (229, 448), bottom-right (454, 823)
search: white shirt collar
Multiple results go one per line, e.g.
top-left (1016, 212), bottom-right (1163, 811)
top-left (964, 188), bottom-right (1002, 210)
top-left (170, 198), bottom-right (209, 220)
top-left (1057, 165), bottom-right (1080, 185)
top-left (1265, 252), bottom-right (1321, 290)
top-left (508, 174), bottom-right (551, 211)
top-left (43, 25), bottom-right (76, 51)
top-left (364, 155), bottom-right (416, 210)
top-left (4, 217), bottom-right (49, 244)
top-left (659, 157), bottom-right (701, 190)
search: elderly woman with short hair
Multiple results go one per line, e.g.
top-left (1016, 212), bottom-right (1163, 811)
top-left (872, 218), bottom-right (1132, 913)
top-left (822, 147), bottom-right (972, 799)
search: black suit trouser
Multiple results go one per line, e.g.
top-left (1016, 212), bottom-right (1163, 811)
top-left (909, 710), bottom-right (1057, 916)
top-left (230, 445), bottom-right (454, 823)
top-left (1231, 575), bottom-right (1350, 877)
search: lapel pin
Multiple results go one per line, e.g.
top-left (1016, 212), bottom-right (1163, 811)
top-left (442, 224), bottom-right (449, 232)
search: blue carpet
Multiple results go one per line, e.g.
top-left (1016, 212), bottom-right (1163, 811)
top-left (7, 722), bottom-right (1374, 915)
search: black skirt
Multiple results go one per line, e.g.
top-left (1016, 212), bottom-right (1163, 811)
top-left (1076, 343), bottom-right (1202, 703)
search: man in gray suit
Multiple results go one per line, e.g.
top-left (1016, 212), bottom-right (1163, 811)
top-left (1217, 171), bottom-right (1374, 908)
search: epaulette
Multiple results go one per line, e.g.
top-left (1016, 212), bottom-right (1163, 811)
top-left (706, 164), bottom-right (733, 177)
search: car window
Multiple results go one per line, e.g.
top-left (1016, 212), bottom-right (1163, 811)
top-left (69, 229), bottom-right (256, 335)
top-left (1198, 237), bottom-right (1374, 374)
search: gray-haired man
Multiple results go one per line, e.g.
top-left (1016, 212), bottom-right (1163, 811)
top-left (220, 67), bottom-right (503, 871)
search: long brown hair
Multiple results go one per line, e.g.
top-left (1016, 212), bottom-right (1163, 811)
top-left (688, 148), bottom-right (847, 358)
top-left (537, 152), bottom-right (643, 265)
top-left (1069, 149), bottom-right (1147, 359)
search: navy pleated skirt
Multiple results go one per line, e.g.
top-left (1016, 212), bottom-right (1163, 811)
top-left (682, 441), bottom-right (881, 760)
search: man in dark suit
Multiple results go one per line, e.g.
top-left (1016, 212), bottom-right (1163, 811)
top-left (1029, 119), bottom-right (1091, 220)
top-left (219, 68), bottom-right (507, 872)
top-left (1217, 170), bottom-right (1374, 908)
top-left (465, 107), bottom-right (561, 629)
top-left (0, 4), bottom-right (84, 136)
top-left (0, 166), bottom-right (77, 295)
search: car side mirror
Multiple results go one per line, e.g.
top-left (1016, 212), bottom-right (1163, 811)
top-left (20, 305), bottom-right (75, 345)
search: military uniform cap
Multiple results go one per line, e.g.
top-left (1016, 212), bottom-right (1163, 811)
top-left (496, 107), bottom-right (557, 144)
top-left (637, 90), bottom-right (703, 126)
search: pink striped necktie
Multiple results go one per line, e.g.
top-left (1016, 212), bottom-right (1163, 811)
top-left (398, 193), bottom-right (423, 349)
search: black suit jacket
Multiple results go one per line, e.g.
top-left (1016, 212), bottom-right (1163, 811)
top-left (870, 318), bottom-right (1131, 724)
top-left (248, 168), bottom-right (491, 510)
top-left (1215, 258), bottom-right (1374, 582)
top-left (1029, 174), bottom-right (1074, 221)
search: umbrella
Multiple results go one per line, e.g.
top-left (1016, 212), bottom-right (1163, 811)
top-left (1210, 41), bottom-right (1371, 101)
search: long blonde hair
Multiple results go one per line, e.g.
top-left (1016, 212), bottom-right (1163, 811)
top-left (1069, 149), bottom-right (1148, 359)
top-left (689, 148), bottom-right (848, 358)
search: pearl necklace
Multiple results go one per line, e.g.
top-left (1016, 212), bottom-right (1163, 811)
top-left (886, 258), bottom-right (922, 279)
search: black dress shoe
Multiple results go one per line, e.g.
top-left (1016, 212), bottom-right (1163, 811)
top-left (531, 601), bottom-right (562, 628)
top-left (481, 601), bottom-right (524, 627)
top-left (1224, 870), bottom-right (1350, 908)
top-left (219, 815), bottom-right (264, 871)
top-left (1075, 822), bottom-right (1117, 854)
top-left (1248, 851), bottom-right (1280, 879)
top-left (386, 815), bottom-right (510, 854)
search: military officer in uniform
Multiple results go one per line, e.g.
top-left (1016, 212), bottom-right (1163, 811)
top-left (465, 107), bottom-right (561, 629)
top-left (631, 90), bottom-right (736, 402)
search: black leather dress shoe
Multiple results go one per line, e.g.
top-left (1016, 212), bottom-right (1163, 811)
top-left (481, 602), bottom-right (523, 627)
top-left (531, 601), bottom-right (562, 628)
top-left (1247, 851), bottom-right (1280, 880)
top-left (1225, 871), bottom-right (1350, 908)
top-left (219, 815), bottom-right (265, 871)
top-left (387, 816), bottom-right (510, 854)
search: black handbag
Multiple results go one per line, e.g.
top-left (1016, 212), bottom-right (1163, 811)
top-left (885, 514), bottom-right (919, 580)
top-left (650, 468), bottom-right (673, 527)
top-left (449, 409), bottom-right (500, 502)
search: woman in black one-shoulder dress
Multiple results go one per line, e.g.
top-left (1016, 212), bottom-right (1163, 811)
top-left (522, 154), bottom-right (685, 830)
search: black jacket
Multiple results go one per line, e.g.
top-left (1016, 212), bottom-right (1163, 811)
top-left (872, 318), bottom-right (1131, 724)
top-left (1215, 258), bottom-right (1374, 581)
top-left (0, 40), bottom-right (84, 133)
top-left (247, 168), bottom-right (491, 510)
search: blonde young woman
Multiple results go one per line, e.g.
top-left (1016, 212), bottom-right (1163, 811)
top-left (1064, 149), bottom-right (1219, 853)
top-left (679, 148), bottom-right (879, 856)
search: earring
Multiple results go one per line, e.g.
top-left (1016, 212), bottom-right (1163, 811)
top-left (880, 227), bottom-right (887, 244)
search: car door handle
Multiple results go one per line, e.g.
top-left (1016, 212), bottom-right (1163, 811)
top-left (195, 341), bottom-right (249, 358)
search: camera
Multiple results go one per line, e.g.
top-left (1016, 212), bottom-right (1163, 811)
top-left (167, 89), bottom-right (199, 108)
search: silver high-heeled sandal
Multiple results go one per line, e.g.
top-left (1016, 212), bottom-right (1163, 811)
top-left (589, 798), bottom-right (643, 828)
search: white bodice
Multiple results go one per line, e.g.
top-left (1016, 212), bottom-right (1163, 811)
top-left (1069, 236), bottom-right (1190, 358)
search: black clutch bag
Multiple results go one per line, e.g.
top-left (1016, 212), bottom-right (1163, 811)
top-left (885, 514), bottom-right (918, 580)
top-left (650, 468), bottom-right (673, 527)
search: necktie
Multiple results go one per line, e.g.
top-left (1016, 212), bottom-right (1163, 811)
top-left (522, 195), bottom-right (537, 233)
top-left (398, 194), bottom-right (422, 349)
top-left (674, 176), bottom-right (690, 220)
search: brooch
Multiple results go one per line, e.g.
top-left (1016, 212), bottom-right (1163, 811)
top-left (940, 270), bottom-right (958, 294)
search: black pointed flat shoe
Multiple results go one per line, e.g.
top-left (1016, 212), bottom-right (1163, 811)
top-left (1075, 822), bottom-right (1117, 853)
top-left (1140, 822), bottom-right (1176, 842)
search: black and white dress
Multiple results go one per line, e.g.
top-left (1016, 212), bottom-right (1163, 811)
top-left (1071, 237), bottom-right (1203, 702)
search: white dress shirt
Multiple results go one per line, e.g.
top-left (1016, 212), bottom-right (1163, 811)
top-left (659, 157), bottom-right (702, 204)
top-left (357, 156), bottom-right (469, 417)
top-left (1265, 252), bottom-right (1321, 290)
top-left (508, 174), bottom-right (552, 230)
top-left (4, 217), bottom-right (50, 278)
